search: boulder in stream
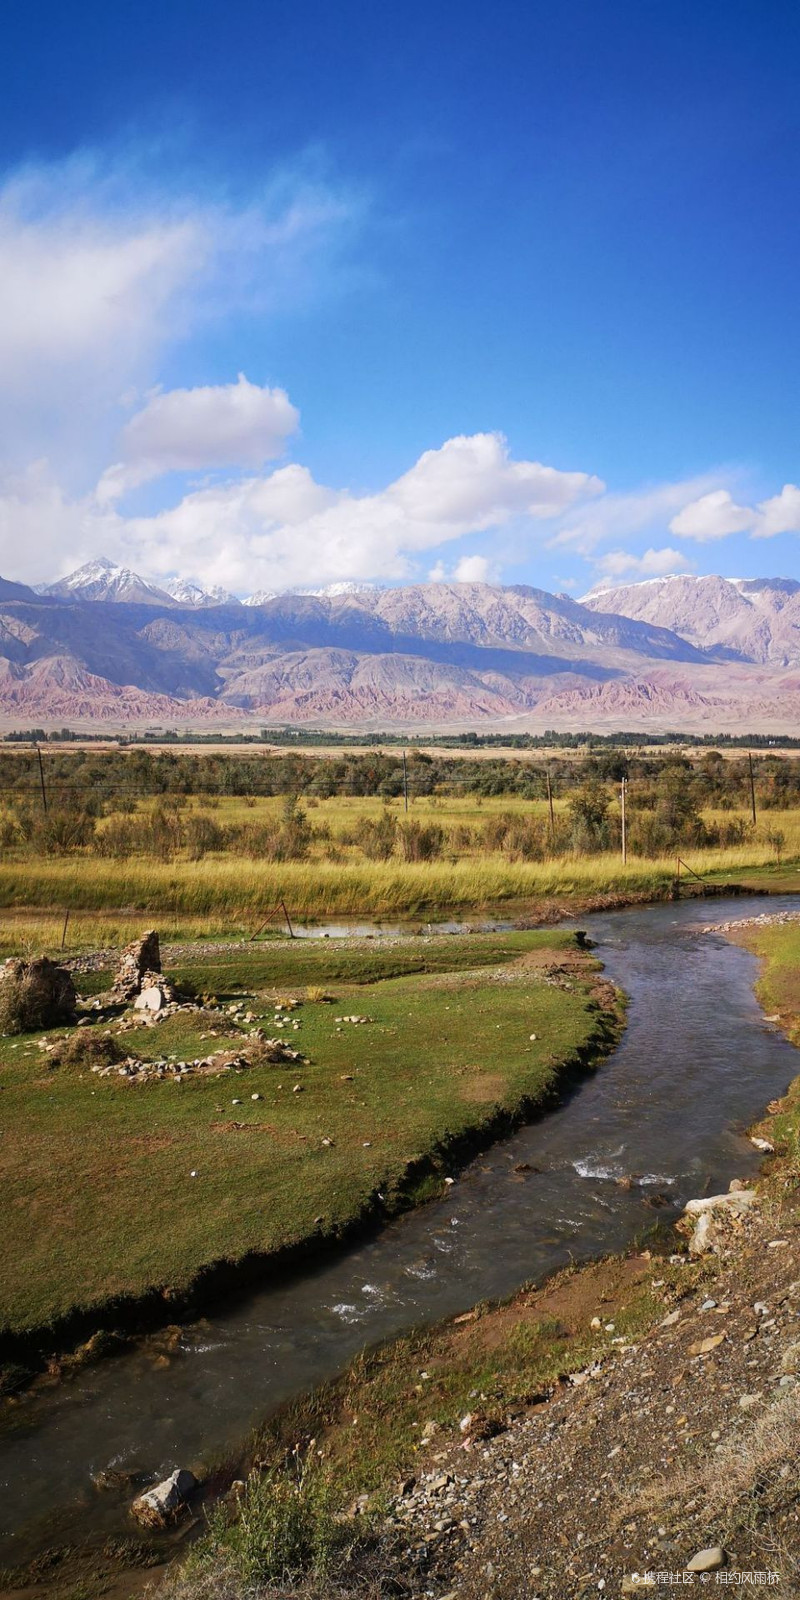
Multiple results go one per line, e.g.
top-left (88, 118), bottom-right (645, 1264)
top-left (130, 1467), bottom-right (197, 1528)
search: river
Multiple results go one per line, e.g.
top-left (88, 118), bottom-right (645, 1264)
top-left (2, 892), bottom-right (799, 1559)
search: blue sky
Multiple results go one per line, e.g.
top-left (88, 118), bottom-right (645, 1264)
top-left (0, 0), bottom-right (798, 596)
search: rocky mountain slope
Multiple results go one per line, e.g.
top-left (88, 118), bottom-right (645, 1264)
top-left (584, 573), bottom-right (800, 667)
top-left (1, 566), bottom-right (799, 730)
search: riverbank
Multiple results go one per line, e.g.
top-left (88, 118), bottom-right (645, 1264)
top-left (0, 930), bottom-right (621, 1383)
top-left (156, 920), bottom-right (800, 1600)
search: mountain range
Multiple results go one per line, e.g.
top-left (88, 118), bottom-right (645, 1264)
top-left (2, 560), bottom-right (800, 732)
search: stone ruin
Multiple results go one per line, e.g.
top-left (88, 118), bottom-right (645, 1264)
top-left (0, 955), bottom-right (77, 1034)
top-left (108, 930), bottom-right (162, 1003)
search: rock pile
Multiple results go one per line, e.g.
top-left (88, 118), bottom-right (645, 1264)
top-left (678, 1186), bottom-right (759, 1255)
top-left (702, 909), bottom-right (800, 935)
top-left (90, 1032), bottom-right (307, 1081)
top-left (133, 972), bottom-right (176, 1014)
top-left (382, 1201), bottom-right (800, 1597)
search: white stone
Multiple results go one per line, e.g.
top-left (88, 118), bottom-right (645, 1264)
top-left (131, 1468), bottom-right (197, 1527)
top-left (686, 1547), bottom-right (724, 1573)
top-left (134, 986), bottom-right (164, 1013)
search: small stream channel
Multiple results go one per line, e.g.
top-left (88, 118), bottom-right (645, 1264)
top-left (2, 892), bottom-right (800, 1560)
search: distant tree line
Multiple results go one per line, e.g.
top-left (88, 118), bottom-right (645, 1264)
top-left (0, 747), bottom-right (791, 863)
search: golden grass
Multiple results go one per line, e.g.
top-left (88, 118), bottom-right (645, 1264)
top-left (0, 835), bottom-right (798, 923)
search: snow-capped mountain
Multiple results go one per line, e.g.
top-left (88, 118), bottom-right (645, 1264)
top-left (243, 581), bottom-right (376, 606)
top-left (1, 570), bottom-right (800, 730)
top-left (45, 563), bottom-right (379, 610)
top-left (161, 578), bottom-right (241, 607)
top-left (45, 558), bottom-right (175, 607)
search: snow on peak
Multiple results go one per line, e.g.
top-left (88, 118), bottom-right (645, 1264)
top-left (46, 558), bottom-right (173, 605)
top-left (162, 578), bottom-right (240, 607)
top-left (579, 573), bottom-right (693, 603)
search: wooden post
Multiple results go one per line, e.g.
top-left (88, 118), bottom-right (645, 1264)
top-left (35, 744), bottom-right (48, 814)
top-left (61, 909), bottom-right (70, 949)
top-left (748, 752), bottom-right (757, 826)
top-left (281, 899), bottom-right (295, 939)
top-left (620, 777), bottom-right (627, 864)
top-left (546, 765), bottom-right (555, 843)
top-left (402, 750), bottom-right (409, 813)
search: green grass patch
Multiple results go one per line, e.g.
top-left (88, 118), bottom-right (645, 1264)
top-left (728, 919), bottom-right (800, 1174)
top-left (78, 927), bottom-right (579, 998)
top-left (0, 932), bottom-right (617, 1346)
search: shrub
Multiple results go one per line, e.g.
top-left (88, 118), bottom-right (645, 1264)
top-left (398, 821), bottom-right (444, 862)
top-left (185, 813), bottom-right (226, 860)
top-left (354, 808), bottom-right (397, 861)
top-left (237, 798), bottom-right (313, 862)
top-left (0, 957), bottom-right (77, 1034)
top-left (567, 781), bottom-right (615, 853)
top-left (49, 1030), bottom-right (125, 1071)
top-left (0, 812), bottom-right (20, 848)
top-left (177, 1465), bottom-right (355, 1593)
top-left (15, 800), bottom-right (97, 855)
top-left (763, 825), bottom-right (786, 860)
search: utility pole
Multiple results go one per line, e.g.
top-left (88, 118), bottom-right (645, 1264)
top-left (546, 765), bottom-right (555, 843)
top-left (35, 743), bottom-right (48, 814)
top-left (748, 751), bottom-right (757, 826)
top-left (620, 776), bottom-right (627, 864)
top-left (402, 749), bottom-right (409, 812)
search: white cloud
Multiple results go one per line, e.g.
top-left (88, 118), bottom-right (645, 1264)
top-left (97, 375), bottom-right (299, 502)
top-left (453, 554), bottom-right (493, 582)
top-left (0, 461), bottom-right (120, 579)
top-left (669, 489), bottom-right (754, 541)
top-left (0, 173), bottom-right (200, 393)
top-left (667, 482), bottom-right (800, 542)
top-left (0, 432), bottom-right (599, 591)
top-left (552, 473), bottom-right (726, 554)
top-left (593, 546), bottom-right (691, 580)
top-left (752, 484), bottom-right (800, 538)
top-left (117, 432), bottom-right (598, 594)
top-left (0, 153), bottom-right (362, 484)
top-left (389, 434), bottom-right (602, 532)
top-left (428, 553), bottom-right (497, 584)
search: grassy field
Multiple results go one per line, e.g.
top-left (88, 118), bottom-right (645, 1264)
top-left (1, 787), bottom-right (799, 927)
top-left (0, 929), bottom-right (618, 1351)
